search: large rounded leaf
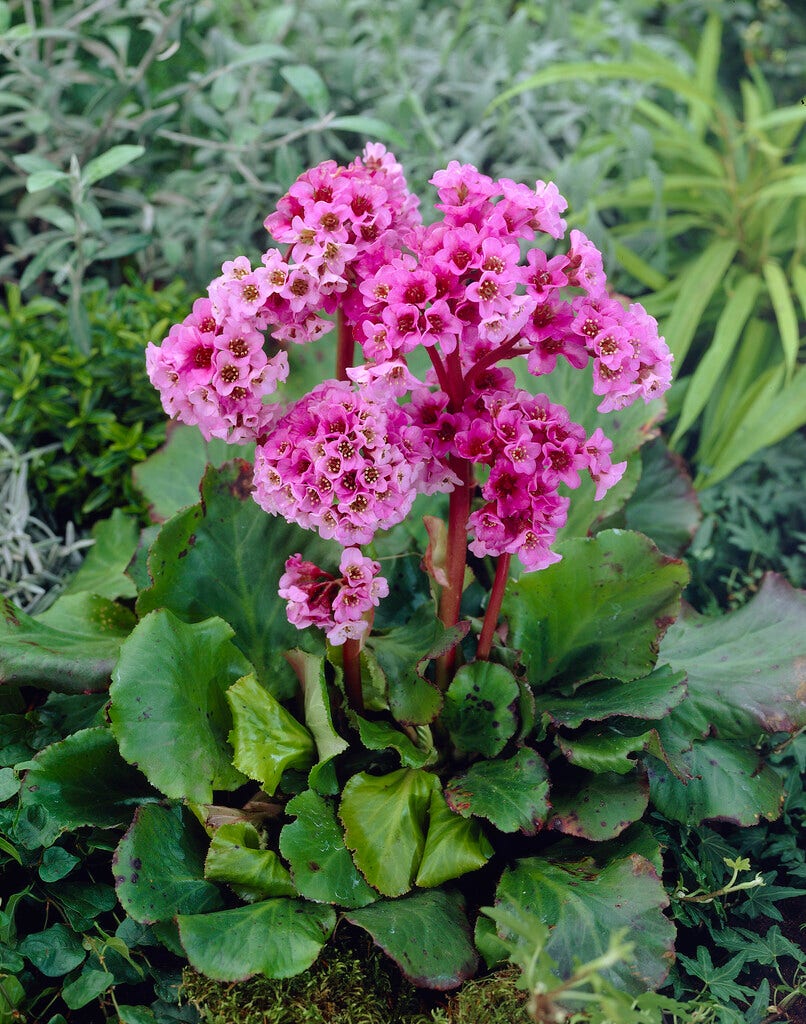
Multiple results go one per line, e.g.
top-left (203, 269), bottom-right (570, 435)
top-left (415, 790), bottom-right (493, 887)
top-left (445, 748), bottom-right (549, 834)
top-left (136, 461), bottom-right (336, 700)
top-left (548, 769), bottom-right (649, 840)
top-left (491, 853), bottom-right (675, 993)
top-left (646, 739), bottom-right (784, 826)
top-left (110, 610), bottom-right (250, 803)
top-left (339, 768), bottom-right (439, 897)
top-left (20, 727), bottom-right (153, 838)
top-left (503, 530), bottom-right (688, 689)
top-left (114, 803), bottom-right (223, 924)
top-left (178, 899), bottom-right (335, 981)
top-left (0, 593), bottom-right (134, 694)
top-left (442, 662), bottom-right (519, 757)
top-left (658, 574), bottom-right (806, 742)
top-left (280, 789), bottom-right (377, 908)
top-left (344, 889), bottom-right (478, 990)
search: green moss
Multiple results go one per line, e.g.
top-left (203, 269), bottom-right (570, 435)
top-left (180, 932), bottom-right (531, 1024)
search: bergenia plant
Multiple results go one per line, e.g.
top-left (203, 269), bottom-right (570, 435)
top-left (12, 144), bottom-right (803, 1012)
top-left (146, 144), bottom-right (671, 708)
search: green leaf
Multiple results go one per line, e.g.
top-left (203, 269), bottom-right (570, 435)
top-left (110, 611), bottom-right (250, 803)
top-left (205, 822), bottom-right (296, 900)
top-left (25, 169), bottom-right (69, 192)
top-left (344, 889), bottom-right (478, 990)
top-left (42, 880), bottom-right (117, 933)
top-left (19, 922), bottom-right (85, 977)
top-left (352, 714), bottom-right (435, 769)
top-left (62, 967), bottom-right (115, 1009)
top-left (671, 275), bottom-right (761, 444)
top-left (137, 461), bottom-right (335, 699)
top-left (503, 531), bottom-right (688, 689)
top-left (178, 899), bottom-right (335, 980)
top-left (328, 116), bottom-right (406, 149)
top-left (442, 662), bottom-right (519, 757)
top-left (131, 426), bottom-right (251, 523)
top-left (366, 604), bottom-right (455, 724)
top-left (646, 739), bottom-right (783, 825)
top-left (280, 64), bottom-right (329, 115)
top-left (339, 768), bottom-right (439, 897)
top-left (490, 853), bottom-right (675, 993)
top-left (0, 593), bottom-right (135, 694)
top-left (662, 239), bottom-right (739, 364)
top-left (658, 574), bottom-right (806, 743)
top-left (762, 259), bottom-right (800, 378)
top-left (285, 650), bottom-right (349, 791)
top-left (38, 846), bottom-right (80, 882)
top-left (533, 665), bottom-right (688, 728)
top-left (0, 766), bottom-right (19, 801)
top-left (415, 789), bottom-right (493, 887)
top-left (114, 804), bottom-right (223, 924)
top-left (445, 747), bottom-right (549, 834)
top-left (0, 976), bottom-right (24, 1023)
top-left (556, 724), bottom-right (656, 774)
top-left (279, 789), bottom-right (377, 908)
top-left (81, 144), bottom-right (145, 186)
top-left (63, 509), bottom-right (138, 600)
top-left (623, 439), bottom-right (700, 556)
top-left (20, 727), bottom-right (153, 838)
top-left (549, 769), bottom-right (649, 840)
top-left (793, 262), bottom-right (806, 321)
top-left (226, 672), bottom-right (315, 795)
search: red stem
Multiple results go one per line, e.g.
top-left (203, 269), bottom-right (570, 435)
top-left (476, 553), bottom-right (511, 661)
top-left (427, 347), bottom-right (452, 396)
top-left (336, 309), bottom-right (354, 381)
top-left (342, 637), bottom-right (364, 712)
top-left (464, 335), bottom-right (524, 391)
top-left (435, 454), bottom-right (473, 688)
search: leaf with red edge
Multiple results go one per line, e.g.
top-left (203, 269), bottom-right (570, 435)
top-left (344, 888), bottom-right (478, 990)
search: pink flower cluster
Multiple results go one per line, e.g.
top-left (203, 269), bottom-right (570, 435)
top-left (147, 146), bottom-right (674, 638)
top-left (278, 548), bottom-right (388, 645)
top-left (347, 162), bottom-right (672, 413)
top-left (252, 379), bottom-right (455, 546)
top-left (146, 144), bottom-right (420, 441)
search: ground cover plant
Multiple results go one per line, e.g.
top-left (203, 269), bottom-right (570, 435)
top-left (1, 145), bottom-right (805, 1024)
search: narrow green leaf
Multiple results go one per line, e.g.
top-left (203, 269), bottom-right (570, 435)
top-left (762, 259), bottom-right (800, 378)
top-left (19, 236), bottom-right (71, 291)
top-left (328, 116), bottom-right (407, 149)
top-left (671, 274), bottom-right (761, 444)
top-left (692, 13), bottom-right (721, 137)
top-left (793, 262), bottom-right (806, 321)
top-left (662, 239), bottom-right (738, 363)
top-left (280, 65), bottom-right (329, 115)
top-left (25, 169), bottom-right (69, 193)
top-left (81, 145), bottom-right (145, 186)
top-left (611, 241), bottom-right (668, 291)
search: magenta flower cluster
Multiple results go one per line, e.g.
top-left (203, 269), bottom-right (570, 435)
top-left (146, 143), bottom-right (673, 642)
top-left (278, 548), bottom-right (389, 645)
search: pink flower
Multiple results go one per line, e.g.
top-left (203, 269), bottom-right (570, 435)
top-left (279, 548), bottom-right (389, 645)
top-left (252, 379), bottom-right (443, 545)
